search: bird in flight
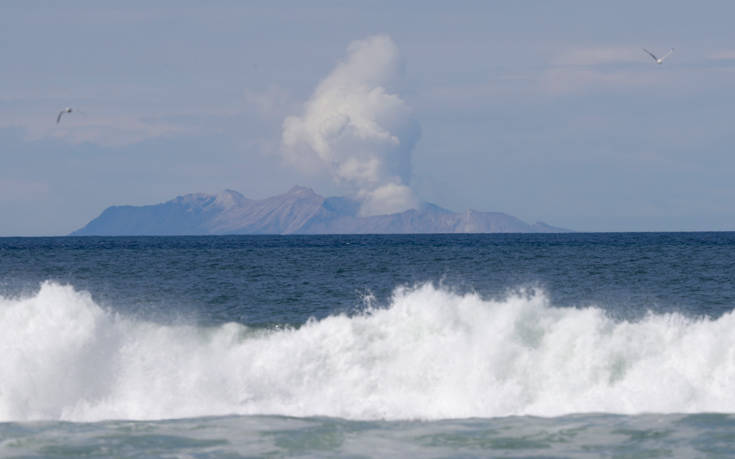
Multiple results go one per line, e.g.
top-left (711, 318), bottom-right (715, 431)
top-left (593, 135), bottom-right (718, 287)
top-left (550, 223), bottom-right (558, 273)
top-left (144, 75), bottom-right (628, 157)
top-left (57, 107), bottom-right (72, 124)
top-left (643, 48), bottom-right (674, 64)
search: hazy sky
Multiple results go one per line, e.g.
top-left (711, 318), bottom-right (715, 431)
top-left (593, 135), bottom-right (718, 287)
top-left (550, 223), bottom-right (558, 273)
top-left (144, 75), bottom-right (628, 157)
top-left (3, 1), bottom-right (735, 235)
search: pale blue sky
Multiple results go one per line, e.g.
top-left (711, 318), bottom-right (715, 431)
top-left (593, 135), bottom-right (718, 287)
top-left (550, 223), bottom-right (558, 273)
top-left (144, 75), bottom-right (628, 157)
top-left (2, 1), bottom-right (735, 235)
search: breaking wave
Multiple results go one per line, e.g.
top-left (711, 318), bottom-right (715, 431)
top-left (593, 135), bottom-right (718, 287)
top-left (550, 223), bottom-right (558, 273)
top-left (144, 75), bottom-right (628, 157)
top-left (2, 281), bottom-right (735, 422)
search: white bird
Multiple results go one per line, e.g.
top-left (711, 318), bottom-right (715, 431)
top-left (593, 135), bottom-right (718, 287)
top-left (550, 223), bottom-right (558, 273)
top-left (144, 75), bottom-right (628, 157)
top-left (57, 107), bottom-right (72, 124)
top-left (643, 48), bottom-right (674, 64)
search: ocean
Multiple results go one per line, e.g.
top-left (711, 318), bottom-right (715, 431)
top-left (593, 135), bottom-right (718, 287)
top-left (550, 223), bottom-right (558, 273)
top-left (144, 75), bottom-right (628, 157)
top-left (2, 233), bottom-right (735, 457)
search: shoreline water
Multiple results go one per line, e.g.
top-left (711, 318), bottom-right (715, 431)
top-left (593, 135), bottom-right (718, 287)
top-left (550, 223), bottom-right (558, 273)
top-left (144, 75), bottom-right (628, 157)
top-left (2, 413), bottom-right (732, 457)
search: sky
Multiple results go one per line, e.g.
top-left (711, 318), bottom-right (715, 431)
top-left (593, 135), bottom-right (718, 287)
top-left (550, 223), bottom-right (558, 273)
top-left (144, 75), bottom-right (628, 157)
top-left (2, 1), bottom-right (735, 235)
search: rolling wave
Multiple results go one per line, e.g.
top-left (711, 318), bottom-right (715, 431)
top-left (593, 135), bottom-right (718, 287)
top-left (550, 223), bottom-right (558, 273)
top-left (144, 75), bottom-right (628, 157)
top-left (2, 281), bottom-right (734, 422)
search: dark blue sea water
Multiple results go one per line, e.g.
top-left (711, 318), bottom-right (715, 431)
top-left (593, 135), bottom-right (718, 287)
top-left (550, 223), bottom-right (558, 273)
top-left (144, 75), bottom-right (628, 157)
top-left (2, 233), bottom-right (735, 457)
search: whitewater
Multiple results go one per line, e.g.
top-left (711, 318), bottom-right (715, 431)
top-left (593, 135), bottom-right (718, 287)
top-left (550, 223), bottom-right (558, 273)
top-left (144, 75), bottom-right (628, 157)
top-left (3, 280), bottom-right (735, 423)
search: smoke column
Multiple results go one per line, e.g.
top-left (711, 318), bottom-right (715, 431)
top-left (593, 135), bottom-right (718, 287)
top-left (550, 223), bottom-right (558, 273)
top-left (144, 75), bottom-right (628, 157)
top-left (281, 35), bottom-right (420, 216)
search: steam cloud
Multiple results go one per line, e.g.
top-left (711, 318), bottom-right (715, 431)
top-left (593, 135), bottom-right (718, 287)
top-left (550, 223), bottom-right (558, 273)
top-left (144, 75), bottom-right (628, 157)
top-left (281, 35), bottom-right (420, 216)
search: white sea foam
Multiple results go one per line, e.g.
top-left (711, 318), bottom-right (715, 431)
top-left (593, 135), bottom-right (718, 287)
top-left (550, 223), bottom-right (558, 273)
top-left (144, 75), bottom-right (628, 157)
top-left (2, 281), bottom-right (735, 422)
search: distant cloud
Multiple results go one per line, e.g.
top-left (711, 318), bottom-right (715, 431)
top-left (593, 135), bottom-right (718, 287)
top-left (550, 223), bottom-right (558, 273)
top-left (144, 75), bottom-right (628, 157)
top-left (708, 50), bottom-right (735, 60)
top-left (540, 67), bottom-right (660, 95)
top-left (0, 111), bottom-right (186, 148)
top-left (540, 45), bottom-right (662, 95)
top-left (281, 35), bottom-right (421, 216)
top-left (551, 46), bottom-right (644, 66)
top-left (53, 116), bottom-right (185, 147)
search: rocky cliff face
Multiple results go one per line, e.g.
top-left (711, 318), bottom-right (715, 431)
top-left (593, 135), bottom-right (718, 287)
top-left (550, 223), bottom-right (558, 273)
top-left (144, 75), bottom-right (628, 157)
top-left (71, 187), bottom-right (570, 235)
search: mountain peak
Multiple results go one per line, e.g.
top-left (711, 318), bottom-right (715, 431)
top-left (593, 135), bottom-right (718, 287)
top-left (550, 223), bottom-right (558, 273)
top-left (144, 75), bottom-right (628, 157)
top-left (214, 189), bottom-right (247, 209)
top-left (286, 185), bottom-right (318, 196)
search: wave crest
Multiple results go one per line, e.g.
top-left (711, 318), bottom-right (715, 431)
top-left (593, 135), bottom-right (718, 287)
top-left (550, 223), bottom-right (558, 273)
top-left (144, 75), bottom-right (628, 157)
top-left (1, 281), bottom-right (734, 421)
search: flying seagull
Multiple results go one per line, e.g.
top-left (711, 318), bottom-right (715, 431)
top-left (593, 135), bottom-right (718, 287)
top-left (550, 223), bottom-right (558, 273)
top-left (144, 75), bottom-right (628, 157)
top-left (643, 48), bottom-right (674, 64)
top-left (56, 107), bottom-right (72, 124)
